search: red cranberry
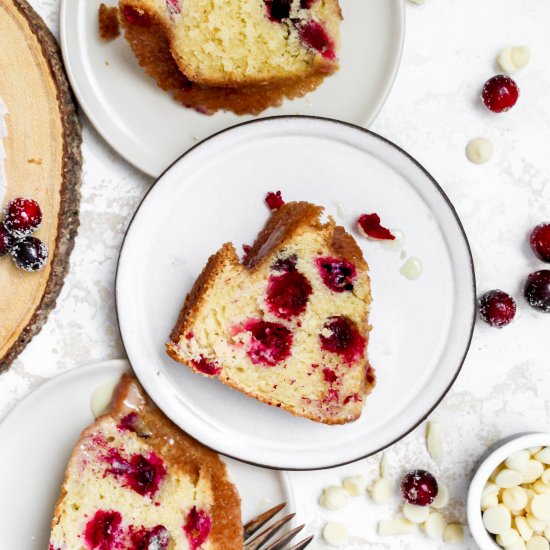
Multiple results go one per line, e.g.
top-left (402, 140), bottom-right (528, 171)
top-left (482, 75), bottom-right (519, 113)
top-left (184, 507), bottom-right (212, 550)
top-left (130, 525), bottom-right (170, 550)
top-left (117, 412), bottom-right (138, 432)
top-left (266, 270), bottom-right (312, 319)
top-left (191, 356), bottom-right (221, 376)
top-left (0, 224), bottom-right (14, 256)
top-left (300, 0), bottom-right (316, 7)
top-left (343, 393), bottom-right (362, 405)
top-left (316, 257), bottom-right (357, 292)
top-left (11, 236), bottom-right (48, 271)
top-left (357, 213), bottom-right (395, 240)
top-left (264, 0), bottom-right (291, 21)
top-left (3, 197), bottom-right (42, 238)
top-left (401, 470), bottom-right (438, 506)
top-left (122, 5), bottom-right (152, 26)
top-left (265, 190), bottom-right (285, 210)
top-left (478, 290), bottom-right (516, 328)
top-left (297, 21), bottom-right (335, 60)
top-left (84, 510), bottom-right (123, 549)
top-left (319, 316), bottom-right (366, 363)
top-left (244, 319), bottom-right (293, 366)
top-left (322, 368), bottom-right (337, 384)
top-left (524, 270), bottom-right (550, 313)
top-left (530, 223), bottom-right (550, 262)
top-left (271, 254), bottom-right (297, 272)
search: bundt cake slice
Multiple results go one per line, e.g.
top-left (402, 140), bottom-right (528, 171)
top-left (49, 374), bottom-right (242, 550)
top-left (119, 0), bottom-right (342, 87)
top-left (167, 202), bottom-right (374, 425)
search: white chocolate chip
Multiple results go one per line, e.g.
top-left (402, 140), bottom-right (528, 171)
top-left (531, 495), bottom-right (550, 521)
top-left (483, 481), bottom-right (501, 498)
top-left (516, 516), bottom-right (534, 541)
top-left (424, 512), bottom-right (446, 539)
top-left (524, 461), bottom-right (545, 484)
top-left (342, 476), bottom-right (366, 497)
top-left (432, 482), bottom-right (449, 509)
top-left (497, 528), bottom-right (522, 547)
top-left (534, 480), bottom-right (550, 495)
top-left (526, 536), bottom-right (550, 550)
top-left (527, 514), bottom-right (547, 532)
top-left (535, 449), bottom-right (550, 466)
top-left (369, 478), bottom-right (392, 505)
top-left (323, 522), bottom-right (350, 546)
top-left (544, 526), bottom-right (550, 540)
top-left (482, 493), bottom-right (500, 511)
top-left (483, 505), bottom-right (512, 535)
top-left (90, 378), bottom-right (119, 418)
top-left (403, 503), bottom-right (430, 524)
top-left (378, 518), bottom-right (419, 536)
top-left (507, 451), bottom-right (532, 474)
top-left (443, 523), bottom-right (464, 544)
top-left (498, 45), bottom-right (531, 74)
top-left (498, 46), bottom-right (518, 73)
top-left (466, 138), bottom-right (494, 165)
top-left (511, 46), bottom-right (531, 70)
top-left (320, 486), bottom-right (349, 510)
top-left (380, 452), bottom-right (390, 478)
top-left (491, 465), bottom-right (505, 482)
top-left (509, 541), bottom-right (528, 550)
top-left (426, 421), bottom-right (444, 460)
top-left (497, 469), bottom-right (525, 489)
top-left (541, 469), bottom-right (550, 486)
top-left (503, 487), bottom-right (529, 511)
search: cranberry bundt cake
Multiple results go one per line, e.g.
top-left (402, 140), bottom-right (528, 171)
top-left (49, 375), bottom-right (242, 550)
top-left (166, 202), bottom-right (374, 425)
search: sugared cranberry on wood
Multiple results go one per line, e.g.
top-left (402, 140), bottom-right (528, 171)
top-left (478, 290), bottom-right (516, 328)
top-left (3, 197), bottom-right (42, 237)
top-left (0, 224), bottom-right (14, 256)
top-left (11, 236), bottom-right (48, 271)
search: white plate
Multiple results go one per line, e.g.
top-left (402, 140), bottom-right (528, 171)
top-left (59, 0), bottom-right (404, 177)
top-left (0, 359), bottom-right (294, 549)
top-left (116, 117), bottom-right (476, 470)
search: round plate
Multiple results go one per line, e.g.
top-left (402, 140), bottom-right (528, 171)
top-left (59, 0), bottom-right (404, 177)
top-left (116, 117), bottom-right (476, 470)
top-left (0, 359), bottom-right (294, 548)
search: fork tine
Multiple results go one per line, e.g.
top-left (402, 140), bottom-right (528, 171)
top-left (243, 503), bottom-right (287, 541)
top-left (243, 513), bottom-right (295, 550)
top-left (287, 535), bottom-right (314, 550)
top-left (262, 524), bottom-right (305, 550)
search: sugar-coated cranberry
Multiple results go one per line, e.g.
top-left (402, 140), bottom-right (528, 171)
top-left (271, 254), bottom-right (297, 273)
top-left (266, 270), bottom-right (312, 319)
top-left (530, 223), bottom-right (550, 262)
top-left (264, 0), bottom-right (291, 21)
top-left (482, 75), bottom-right (519, 113)
top-left (265, 190), bottom-right (285, 210)
top-left (84, 510), bottom-right (123, 549)
top-left (130, 525), bottom-right (170, 550)
top-left (3, 197), bottom-right (42, 237)
top-left (191, 356), bottom-right (221, 376)
top-left (401, 470), bottom-right (439, 506)
top-left (297, 21), bottom-right (335, 60)
top-left (244, 319), bottom-right (293, 366)
top-left (357, 213), bottom-right (395, 241)
top-left (316, 257), bottom-right (357, 292)
top-left (122, 5), bottom-right (152, 26)
top-left (11, 236), bottom-right (48, 271)
top-left (0, 224), bottom-right (14, 256)
top-left (184, 507), bottom-right (212, 550)
top-left (524, 270), bottom-right (550, 313)
top-left (478, 290), bottom-right (516, 328)
top-left (320, 316), bottom-right (366, 363)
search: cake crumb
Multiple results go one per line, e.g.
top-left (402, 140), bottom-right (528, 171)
top-left (98, 4), bottom-right (120, 41)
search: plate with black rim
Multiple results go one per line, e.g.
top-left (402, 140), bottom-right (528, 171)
top-left (116, 116), bottom-right (476, 470)
top-left (59, 0), bottom-right (404, 177)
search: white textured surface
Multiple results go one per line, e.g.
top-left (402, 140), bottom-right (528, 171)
top-left (1, 0), bottom-right (550, 548)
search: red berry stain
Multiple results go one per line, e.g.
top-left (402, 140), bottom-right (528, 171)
top-left (244, 319), bottom-right (293, 366)
top-left (242, 244), bottom-right (251, 263)
top-left (524, 270), bottom-right (550, 313)
top-left (191, 356), bottom-right (222, 376)
top-left (122, 5), bottom-right (152, 26)
top-left (104, 449), bottom-right (166, 498)
top-left (357, 213), bottom-right (395, 240)
top-left (130, 525), bottom-right (170, 550)
top-left (366, 366), bottom-right (376, 386)
top-left (343, 393), bottom-right (362, 405)
top-left (401, 470), bottom-right (438, 506)
top-left (84, 510), bottom-right (123, 550)
top-left (320, 316), bottom-right (366, 363)
top-left (265, 190), bottom-right (285, 210)
top-left (478, 290), bottom-right (516, 328)
top-left (3, 197), bottom-right (42, 238)
top-left (300, 0), bottom-right (316, 7)
top-left (297, 21), bottom-right (335, 60)
top-left (316, 257), bottom-right (357, 292)
top-left (184, 507), bottom-right (212, 550)
top-left (482, 75), bottom-right (519, 113)
top-left (271, 254), bottom-right (298, 273)
top-left (266, 270), bottom-right (312, 319)
top-left (185, 331), bottom-right (194, 340)
top-left (117, 412), bottom-right (138, 432)
top-left (324, 388), bottom-right (339, 403)
top-left (530, 223), bottom-right (550, 263)
top-left (0, 224), bottom-right (14, 256)
top-left (322, 368), bottom-right (337, 384)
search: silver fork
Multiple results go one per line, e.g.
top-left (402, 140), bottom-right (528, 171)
top-left (243, 503), bottom-right (314, 550)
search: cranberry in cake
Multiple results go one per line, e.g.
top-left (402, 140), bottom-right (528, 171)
top-left (166, 201), bottom-right (374, 425)
top-left (49, 375), bottom-right (242, 549)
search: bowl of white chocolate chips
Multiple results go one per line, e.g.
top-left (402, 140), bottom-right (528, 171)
top-left (468, 433), bottom-right (550, 550)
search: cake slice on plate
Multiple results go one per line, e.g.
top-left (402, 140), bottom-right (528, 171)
top-left (49, 374), bottom-right (242, 549)
top-left (167, 201), bottom-right (375, 425)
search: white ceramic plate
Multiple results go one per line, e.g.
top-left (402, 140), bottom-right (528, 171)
top-left (0, 359), bottom-right (294, 548)
top-left (116, 117), bottom-right (476, 470)
top-left (59, 0), bottom-right (404, 177)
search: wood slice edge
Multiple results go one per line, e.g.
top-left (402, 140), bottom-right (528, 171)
top-left (0, 0), bottom-right (83, 372)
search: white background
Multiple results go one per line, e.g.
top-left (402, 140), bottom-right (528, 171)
top-left (2, 0), bottom-right (550, 548)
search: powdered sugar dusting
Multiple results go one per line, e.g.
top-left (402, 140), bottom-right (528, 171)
top-left (0, 97), bottom-right (9, 208)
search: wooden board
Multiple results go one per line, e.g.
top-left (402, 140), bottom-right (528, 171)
top-left (0, 0), bottom-right (82, 371)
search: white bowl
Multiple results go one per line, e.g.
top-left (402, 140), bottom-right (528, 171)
top-left (467, 432), bottom-right (550, 549)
